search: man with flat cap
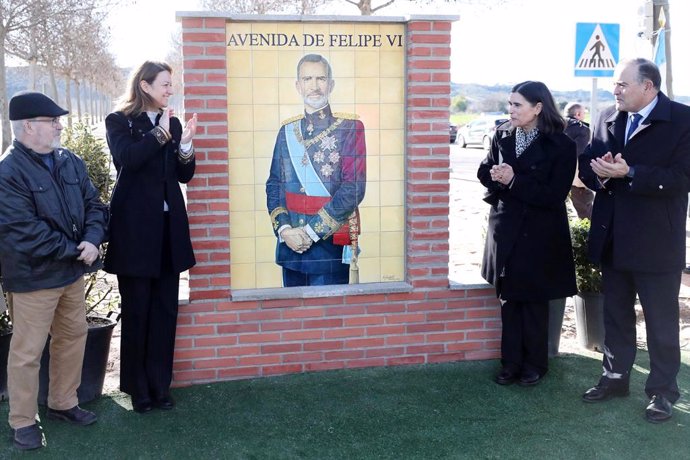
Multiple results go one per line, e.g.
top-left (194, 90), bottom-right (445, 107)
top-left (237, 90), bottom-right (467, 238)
top-left (0, 91), bottom-right (108, 450)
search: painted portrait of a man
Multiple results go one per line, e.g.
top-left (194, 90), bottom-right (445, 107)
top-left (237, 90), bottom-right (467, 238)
top-left (266, 53), bottom-right (366, 287)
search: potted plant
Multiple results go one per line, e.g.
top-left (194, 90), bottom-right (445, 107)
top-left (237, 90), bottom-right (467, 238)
top-left (0, 122), bottom-right (119, 404)
top-left (570, 217), bottom-right (605, 352)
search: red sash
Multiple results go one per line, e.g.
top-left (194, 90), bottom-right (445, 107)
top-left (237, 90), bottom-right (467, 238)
top-left (285, 191), bottom-right (358, 245)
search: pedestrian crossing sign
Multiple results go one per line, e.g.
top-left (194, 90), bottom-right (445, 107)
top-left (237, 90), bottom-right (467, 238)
top-left (574, 23), bottom-right (620, 77)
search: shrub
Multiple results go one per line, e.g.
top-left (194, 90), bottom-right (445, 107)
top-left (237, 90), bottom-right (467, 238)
top-left (570, 217), bottom-right (602, 293)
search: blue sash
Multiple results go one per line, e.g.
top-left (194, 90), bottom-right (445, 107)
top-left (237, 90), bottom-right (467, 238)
top-left (285, 121), bottom-right (330, 198)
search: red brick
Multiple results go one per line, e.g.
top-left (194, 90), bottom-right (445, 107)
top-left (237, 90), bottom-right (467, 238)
top-left (407, 344), bottom-right (445, 354)
top-left (283, 352), bottom-right (323, 363)
top-left (204, 18), bottom-right (227, 28)
top-left (194, 336), bottom-right (239, 347)
top-left (303, 341), bottom-right (344, 351)
top-left (183, 33), bottom-right (226, 43)
top-left (303, 318), bottom-right (343, 329)
top-left (365, 347), bottom-right (405, 358)
top-left (219, 367), bottom-right (260, 378)
top-left (238, 333), bottom-right (282, 343)
top-left (324, 327), bottom-right (365, 339)
top-left (325, 350), bottom-right (364, 360)
top-left (218, 345), bottom-right (262, 357)
top-left (408, 22), bottom-right (432, 31)
top-left (181, 18), bottom-right (203, 28)
top-left (238, 310), bottom-right (282, 322)
top-left (388, 356), bottom-right (426, 366)
top-left (176, 325), bottom-right (216, 336)
top-left (325, 305), bottom-right (366, 316)
top-left (283, 308), bottom-right (325, 319)
top-left (174, 369), bottom-right (216, 382)
top-left (239, 355), bottom-right (281, 366)
top-left (428, 353), bottom-right (466, 363)
top-left (261, 320), bottom-right (303, 331)
top-left (217, 323), bottom-right (259, 334)
top-left (346, 358), bottom-right (386, 369)
top-left (174, 348), bottom-right (216, 360)
top-left (406, 323), bottom-right (444, 333)
top-left (344, 316), bottom-right (385, 327)
top-left (447, 341), bottom-right (484, 352)
top-left (194, 357), bottom-right (238, 369)
top-left (344, 337), bottom-right (385, 349)
top-left (305, 361), bottom-right (346, 371)
top-left (282, 330), bottom-right (322, 341)
top-left (386, 334), bottom-right (425, 345)
top-left (262, 364), bottom-right (303, 375)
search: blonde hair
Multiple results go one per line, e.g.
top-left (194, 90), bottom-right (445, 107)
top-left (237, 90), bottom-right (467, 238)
top-left (116, 61), bottom-right (172, 117)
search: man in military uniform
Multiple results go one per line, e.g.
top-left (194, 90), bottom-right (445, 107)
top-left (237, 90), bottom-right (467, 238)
top-left (266, 54), bottom-right (366, 287)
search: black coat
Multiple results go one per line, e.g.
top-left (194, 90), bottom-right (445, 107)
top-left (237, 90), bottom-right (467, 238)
top-left (478, 125), bottom-right (577, 301)
top-left (104, 111), bottom-right (196, 277)
top-left (578, 92), bottom-right (690, 272)
top-left (0, 141), bottom-right (108, 292)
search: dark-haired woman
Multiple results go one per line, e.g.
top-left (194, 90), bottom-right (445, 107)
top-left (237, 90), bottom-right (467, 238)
top-left (478, 81), bottom-right (577, 386)
top-left (105, 61), bottom-right (197, 412)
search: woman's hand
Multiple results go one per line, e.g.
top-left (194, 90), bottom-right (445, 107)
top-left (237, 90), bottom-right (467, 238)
top-left (181, 113), bottom-right (198, 144)
top-left (159, 107), bottom-right (172, 132)
top-left (490, 163), bottom-right (515, 185)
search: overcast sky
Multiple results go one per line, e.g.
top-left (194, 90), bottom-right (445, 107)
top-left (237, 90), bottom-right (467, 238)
top-left (107, 0), bottom-right (689, 96)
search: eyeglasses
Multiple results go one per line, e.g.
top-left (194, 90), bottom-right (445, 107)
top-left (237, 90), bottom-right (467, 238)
top-left (30, 117), bottom-right (62, 127)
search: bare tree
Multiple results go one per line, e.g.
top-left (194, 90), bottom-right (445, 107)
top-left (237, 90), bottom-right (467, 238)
top-left (0, 0), bottom-right (54, 150)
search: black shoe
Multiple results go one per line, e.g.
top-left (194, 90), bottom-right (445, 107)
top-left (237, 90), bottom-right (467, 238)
top-left (645, 395), bottom-right (673, 423)
top-left (153, 394), bottom-right (175, 410)
top-left (518, 370), bottom-right (543, 387)
top-left (12, 423), bottom-right (45, 450)
top-left (47, 405), bottom-right (97, 426)
top-left (494, 368), bottom-right (519, 385)
top-left (132, 399), bottom-right (153, 414)
top-left (683, 266), bottom-right (690, 275)
top-left (582, 380), bottom-right (630, 403)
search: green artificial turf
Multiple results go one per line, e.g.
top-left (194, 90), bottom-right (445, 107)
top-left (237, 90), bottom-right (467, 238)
top-left (1, 350), bottom-right (688, 459)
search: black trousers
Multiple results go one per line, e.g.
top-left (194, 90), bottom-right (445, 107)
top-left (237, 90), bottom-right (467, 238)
top-left (601, 265), bottom-right (681, 402)
top-left (500, 300), bottom-right (549, 375)
top-left (118, 217), bottom-right (180, 402)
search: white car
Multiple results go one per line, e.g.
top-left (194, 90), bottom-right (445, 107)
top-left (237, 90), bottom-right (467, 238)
top-left (456, 115), bottom-right (509, 150)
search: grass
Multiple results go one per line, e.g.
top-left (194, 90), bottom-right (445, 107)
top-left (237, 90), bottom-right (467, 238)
top-left (1, 350), bottom-right (689, 459)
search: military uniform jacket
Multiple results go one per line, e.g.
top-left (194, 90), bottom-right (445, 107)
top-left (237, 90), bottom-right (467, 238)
top-left (578, 92), bottom-right (690, 273)
top-left (266, 104), bottom-right (366, 274)
top-left (478, 124), bottom-right (577, 301)
top-left (104, 111), bottom-right (196, 277)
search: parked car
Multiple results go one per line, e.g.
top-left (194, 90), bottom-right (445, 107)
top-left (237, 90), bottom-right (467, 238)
top-left (449, 122), bottom-right (458, 143)
top-left (456, 115), bottom-right (509, 150)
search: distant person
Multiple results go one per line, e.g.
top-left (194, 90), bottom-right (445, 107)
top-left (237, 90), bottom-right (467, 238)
top-left (578, 58), bottom-right (690, 423)
top-left (478, 81), bottom-right (577, 387)
top-left (0, 91), bottom-right (108, 450)
top-left (266, 53), bottom-right (366, 287)
top-left (104, 61), bottom-right (197, 414)
top-left (563, 102), bottom-right (593, 219)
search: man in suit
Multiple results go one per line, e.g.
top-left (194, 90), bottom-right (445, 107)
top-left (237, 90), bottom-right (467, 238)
top-left (266, 54), bottom-right (366, 287)
top-left (563, 102), bottom-right (593, 219)
top-left (578, 58), bottom-right (690, 423)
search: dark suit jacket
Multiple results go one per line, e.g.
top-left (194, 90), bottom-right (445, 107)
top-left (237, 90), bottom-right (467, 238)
top-left (578, 92), bottom-right (690, 272)
top-left (478, 124), bottom-right (577, 301)
top-left (104, 111), bottom-right (196, 277)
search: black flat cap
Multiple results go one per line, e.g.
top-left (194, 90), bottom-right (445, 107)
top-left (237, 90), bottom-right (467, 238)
top-left (9, 91), bottom-right (69, 121)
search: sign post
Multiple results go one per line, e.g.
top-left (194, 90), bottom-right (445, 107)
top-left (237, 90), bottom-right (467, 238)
top-left (574, 22), bottom-right (620, 124)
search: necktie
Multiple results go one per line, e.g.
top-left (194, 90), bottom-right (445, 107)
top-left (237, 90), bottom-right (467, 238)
top-left (626, 113), bottom-right (641, 143)
top-left (155, 111), bottom-right (162, 126)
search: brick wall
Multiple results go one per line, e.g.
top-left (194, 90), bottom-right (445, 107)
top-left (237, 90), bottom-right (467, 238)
top-left (176, 14), bottom-right (501, 387)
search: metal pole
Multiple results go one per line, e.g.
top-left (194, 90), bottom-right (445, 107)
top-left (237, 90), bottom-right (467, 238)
top-left (590, 78), bottom-right (599, 125)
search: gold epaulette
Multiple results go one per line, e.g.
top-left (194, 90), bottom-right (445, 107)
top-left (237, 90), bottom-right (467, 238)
top-left (333, 112), bottom-right (360, 120)
top-left (281, 114), bottom-right (304, 126)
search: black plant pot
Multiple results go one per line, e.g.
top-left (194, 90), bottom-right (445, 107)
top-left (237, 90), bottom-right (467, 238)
top-left (0, 332), bottom-right (11, 401)
top-left (548, 298), bottom-right (567, 358)
top-left (574, 292), bottom-right (605, 352)
top-left (37, 315), bottom-right (117, 405)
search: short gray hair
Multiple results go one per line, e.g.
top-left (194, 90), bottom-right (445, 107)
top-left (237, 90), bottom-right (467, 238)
top-left (296, 54), bottom-right (333, 81)
top-left (564, 102), bottom-right (583, 118)
top-left (10, 120), bottom-right (25, 137)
